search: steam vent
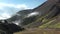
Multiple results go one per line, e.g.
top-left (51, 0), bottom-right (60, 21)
top-left (8, 0), bottom-right (60, 34)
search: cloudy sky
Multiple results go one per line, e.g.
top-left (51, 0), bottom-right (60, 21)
top-left (0, 0), bottom-right (47, 20)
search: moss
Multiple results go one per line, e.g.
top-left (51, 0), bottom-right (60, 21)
top-left (39, 19), bottom-right (55, 28)
top-left (48, 22), bottom-right (60, 28)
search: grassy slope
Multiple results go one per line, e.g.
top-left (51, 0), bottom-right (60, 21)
top-left (14, 14), bottom-right (60, 34)
top-left (39, 14), bottom-right (60, 28)
top-left (24, 12), bottom-right (60, 28)
top-left (14, 15), bottom-right (60, 34)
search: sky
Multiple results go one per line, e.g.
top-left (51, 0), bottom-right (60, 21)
top-left (0, 0), bottom-right (47, 20)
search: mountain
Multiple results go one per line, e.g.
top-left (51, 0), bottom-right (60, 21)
top-left (7, 0), bottom-right (60, 29)
top-left (7, 9), bottom-right (33, 25)
top-left (22, 0), bottom-right (60, 28)
top-left (14, 0), bottom-right (60, 34)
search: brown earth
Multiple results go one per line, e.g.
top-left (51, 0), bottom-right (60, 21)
top-left (14, 28), bottom-right (60, 34)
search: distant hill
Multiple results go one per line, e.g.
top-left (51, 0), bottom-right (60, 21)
top-left (7, 9), bottom-right (33, 25)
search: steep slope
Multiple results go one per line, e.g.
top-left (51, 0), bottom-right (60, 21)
top-left (14, 0), bottom-right (60, 34)
top-left (6, 9), bottom-right (33, 25)
top-left (23, 0), bottom-right (60, 28)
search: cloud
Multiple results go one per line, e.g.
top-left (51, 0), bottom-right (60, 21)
top-left (0, 13), bottom-right (11, 20)
top-left (0, 3), bottom-right (29, 9)
top-left (0, 3), bottom-right (30, 20)
top-left (27, 12), bottom-right (39, 17)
